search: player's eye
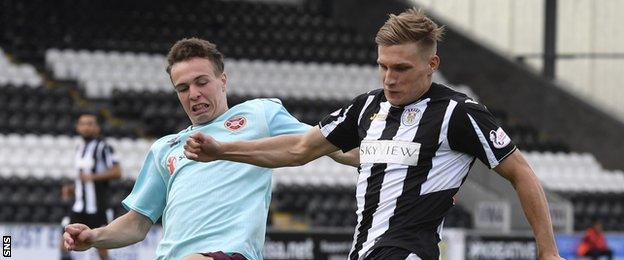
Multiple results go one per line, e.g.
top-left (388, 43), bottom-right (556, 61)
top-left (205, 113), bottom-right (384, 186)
top-left (176, 86), bottom-right (189, 92)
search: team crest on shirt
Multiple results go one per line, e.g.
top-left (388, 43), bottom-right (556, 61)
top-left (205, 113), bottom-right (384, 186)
top-left (401, 108), bottom-right (421, 126)
top-left (166, 155), bottom-right (177, 175)
top-left (224, 115), bottom-right (247, 131)
top-left (489, 127), bottom-right (511, 149)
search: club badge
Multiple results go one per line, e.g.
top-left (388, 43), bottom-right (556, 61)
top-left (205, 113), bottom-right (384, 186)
top-left (224, 115), bottom-right (247, 131)
top-left (401, 108), bottom-right (421, 126)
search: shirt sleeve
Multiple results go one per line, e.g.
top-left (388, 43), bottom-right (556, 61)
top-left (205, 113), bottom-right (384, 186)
top-left (262, 98), bottom-right (311, 136)
top-left (447, 99), bottom-right (516, 169)
top-left (121, 149), bottom-right (167, 223)
top-left (317, 94), bottom-right (366, 152)
top-left (101, 143), bottom-right (119, 168)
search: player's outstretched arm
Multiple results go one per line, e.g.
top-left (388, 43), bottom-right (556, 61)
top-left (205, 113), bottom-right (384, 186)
top-left (494, 150), bottom-right (560, 260)
top-left (184, 126), bottom-right (339, 168)
top-left (328, 148), bottom-right (359, 167)
top-left (64, 210), bottom-right (152, 251)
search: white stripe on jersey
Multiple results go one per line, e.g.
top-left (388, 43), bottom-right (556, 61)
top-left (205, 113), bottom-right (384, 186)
top-left (405, 253), bottom-right (422, 260)
top-left (72, 179), bottom-right (84, 212)
top-left (467, 114), bottom-right (498, 168)
top-left (351, 163), bottom-right (371, 258)
top-left (320, 104), bottom-right (353, 137)
top-left (420, 100), bottom-right (472, 195)
top-left (84, 181), bottom-right (97, 213)
top-left (357, 95), bottom-right (375, 124)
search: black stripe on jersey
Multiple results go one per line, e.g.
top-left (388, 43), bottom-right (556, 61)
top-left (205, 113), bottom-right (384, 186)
top-left (101, 144), bottom-right (110, 167)
top-left (350, 105), bottom-right (404, 260)
top-left (376, 99), bottom-right (451, 259)
top-left (90, 140), bottom-right (100, 174)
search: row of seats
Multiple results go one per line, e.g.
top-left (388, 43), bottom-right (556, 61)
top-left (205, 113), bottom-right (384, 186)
top-left (566, 193), bottom-right (624, 231)
top-left (0, 84), bottom-right (138, 137)
top-left (0, 48), bottom-right (42, 87)
top-left (2, 135), bottom-right (602, 194)
top-left (525, 151), bottom-right (624, 193)
top-left (0, 84), bottom-right (79, 134)
top-left (2, 0), bottom-right (375, 64)
top-left (0, 134), bottom-right (152, 180)
top-left (46, 49), bottom-right (380, 99)
top-left (0, 175), bottom-right (134, 223)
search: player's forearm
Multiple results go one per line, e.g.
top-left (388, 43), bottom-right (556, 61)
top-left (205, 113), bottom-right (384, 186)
top-left (92, 165), bottom-right (121, 181)
top-left (328, 148), bottom-right (359, 167)
top-left (511, 170), bottom-right (559, 258)
top-left (220, 135), bottom-right (312, 168)
top-left (91, 211), bottom-right (151, 249)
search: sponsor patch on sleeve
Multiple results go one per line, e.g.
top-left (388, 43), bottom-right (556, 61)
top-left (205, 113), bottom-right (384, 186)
top-left (489, 127), bottom-right (511, 149)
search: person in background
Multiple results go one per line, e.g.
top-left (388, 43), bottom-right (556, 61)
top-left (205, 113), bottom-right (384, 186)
top-left (61, 111), bottom-right (121, 260)
top-left (577, 219), bottom-right (613, 260)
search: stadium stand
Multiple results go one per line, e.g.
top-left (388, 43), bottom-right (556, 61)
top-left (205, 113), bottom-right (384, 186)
top-left (1, 0), bottom-right (622, 236)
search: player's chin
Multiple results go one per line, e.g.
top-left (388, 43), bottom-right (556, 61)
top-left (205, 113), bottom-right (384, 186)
top-left (192, 114), bottom-right (214, 125)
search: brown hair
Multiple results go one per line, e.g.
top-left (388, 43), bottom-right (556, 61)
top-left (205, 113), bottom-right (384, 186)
top-left (375, 8), bottom-right (445, 52)
top-left (166, 38), bottom-right (224, 75)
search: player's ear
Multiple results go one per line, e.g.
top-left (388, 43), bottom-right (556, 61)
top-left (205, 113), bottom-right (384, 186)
top-left (428, 55), bottom-right (440, 75)
top-left (220, 73), bottom-right (227, 92)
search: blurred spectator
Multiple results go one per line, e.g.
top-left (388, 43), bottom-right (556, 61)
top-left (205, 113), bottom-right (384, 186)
top-left (577, 219), bottom-right (613, 260)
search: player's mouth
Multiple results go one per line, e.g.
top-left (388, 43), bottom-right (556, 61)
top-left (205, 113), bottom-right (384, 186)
top-left (191, 103), bottom-right (210, 115)
top-left (385, 89), bottom-right (401, 96)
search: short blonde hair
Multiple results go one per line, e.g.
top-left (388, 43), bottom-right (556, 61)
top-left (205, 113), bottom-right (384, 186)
top-left (375, 8), bottom-right (444, 52)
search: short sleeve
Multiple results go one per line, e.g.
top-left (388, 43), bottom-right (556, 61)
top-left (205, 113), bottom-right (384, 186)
top-left (448, 100), bottom-right (516, 169)
top-left (262, 99), bottom-right (311, 136)
top-left (121, 149), bottom-right (167, 223)
top-left (101, 144), bottom-right (119, 168)
top-left (318, 94), bottom-right (366, 152)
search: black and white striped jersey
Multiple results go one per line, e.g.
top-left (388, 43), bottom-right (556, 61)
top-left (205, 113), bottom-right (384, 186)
top-left (72, 138), bottom-right (119, 214)
top-left (319, 83), bottom-right (516, 260)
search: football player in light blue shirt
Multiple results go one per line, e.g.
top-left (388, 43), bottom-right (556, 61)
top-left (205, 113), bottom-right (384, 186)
top-left (63, 38), bottom-right (358, 260)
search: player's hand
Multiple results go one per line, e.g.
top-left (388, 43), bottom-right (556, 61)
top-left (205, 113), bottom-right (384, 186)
top-left (184, 132), bottom-right (221, 162)
top-left (63, 223), bottom-right (96, 251)
top-left (79, 172), bottom-right (93, 182)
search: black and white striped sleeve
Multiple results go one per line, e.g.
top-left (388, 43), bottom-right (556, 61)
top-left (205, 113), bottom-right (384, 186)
top-left (447, 99), bottom-right (516, 169)
top-left (318, 94), bottom-right (367, 152)
top-left (101, 143), bottom-right (119, 168)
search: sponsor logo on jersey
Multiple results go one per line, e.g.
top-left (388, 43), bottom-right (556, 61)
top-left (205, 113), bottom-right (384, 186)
top-left (360, 140), bottom-right (421, 166)
top-left (167, 136), bottom-right (181, 147)
top-left (224, 115), bottom-right (247, 131)
top-left (489, 127), bottom-right (511, 149)
top-left (370, 113), bottom-right (387, 121)
top-left (166, 155), bottom-right (177, 175)
top-left (401, 108), bottom-right (421, 126)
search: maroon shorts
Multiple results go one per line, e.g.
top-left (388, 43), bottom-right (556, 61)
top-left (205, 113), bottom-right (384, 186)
top-left (199, 251), bottom-right (246, 260)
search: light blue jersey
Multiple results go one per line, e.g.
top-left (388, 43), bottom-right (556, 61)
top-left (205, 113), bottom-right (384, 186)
top-left (122, 99), bottom-right (310, 260)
